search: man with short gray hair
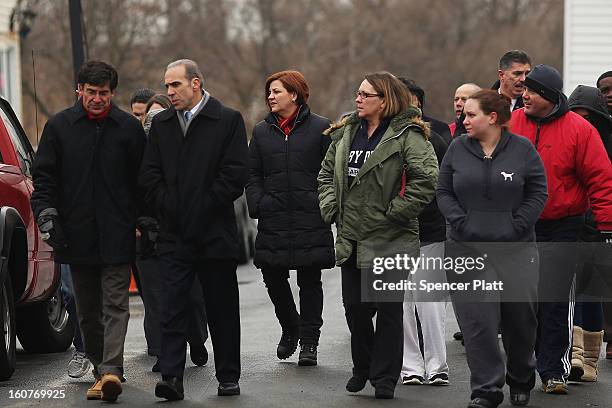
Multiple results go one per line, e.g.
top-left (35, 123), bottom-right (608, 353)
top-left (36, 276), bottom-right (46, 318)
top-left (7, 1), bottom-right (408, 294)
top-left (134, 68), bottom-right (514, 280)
top-left (140, 59), bottom-right (248, 400)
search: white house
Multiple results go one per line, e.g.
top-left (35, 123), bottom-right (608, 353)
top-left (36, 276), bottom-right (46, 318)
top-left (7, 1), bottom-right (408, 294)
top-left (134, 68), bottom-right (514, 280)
top-left (0, 0), bottom-right (21, 120)
top-left (563, 0), bottom-right (612, 94)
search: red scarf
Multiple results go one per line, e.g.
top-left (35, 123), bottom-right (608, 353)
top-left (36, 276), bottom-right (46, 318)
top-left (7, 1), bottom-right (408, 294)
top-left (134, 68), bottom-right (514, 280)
top-left (87, 104), bottom-right (112, 121)
top-left (277, 107), bottom-right (299, 136)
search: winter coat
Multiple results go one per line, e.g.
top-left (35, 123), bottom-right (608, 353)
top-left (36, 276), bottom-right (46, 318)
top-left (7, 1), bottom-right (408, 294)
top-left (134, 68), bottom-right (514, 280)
top-left (424, 115), bottom-right (452, 145)
top-left (418, 130), bottom-right (447, 243)
top-left (138, 96), bottom-right (248, 260)
top-left (436, 131), bottom-right (547, 242)
top-left (510, 99), bottom-right (612, 230)
top-left (318, 108), bottom-right (439, 266)
top-left (568, 85), bottom-right (612, 238)
top-left (246, 105), bottom-right (335, 269)
top-left (31, 101), bottom-right (146, 264)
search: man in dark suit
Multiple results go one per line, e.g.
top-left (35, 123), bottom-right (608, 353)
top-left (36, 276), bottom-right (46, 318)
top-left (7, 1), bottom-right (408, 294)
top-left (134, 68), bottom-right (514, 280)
top-left (139, 59), bottom-right (248, 401)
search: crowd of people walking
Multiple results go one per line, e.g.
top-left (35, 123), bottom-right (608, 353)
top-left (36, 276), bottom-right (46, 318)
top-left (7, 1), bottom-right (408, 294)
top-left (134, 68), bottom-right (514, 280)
top-left (29, 51), bottom-right (612, 407)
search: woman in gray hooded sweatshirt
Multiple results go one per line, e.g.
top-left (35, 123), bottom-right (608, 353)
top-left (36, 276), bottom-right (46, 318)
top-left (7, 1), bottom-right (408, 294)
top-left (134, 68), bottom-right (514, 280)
top-left (436, 89), bottom-right (548, 408)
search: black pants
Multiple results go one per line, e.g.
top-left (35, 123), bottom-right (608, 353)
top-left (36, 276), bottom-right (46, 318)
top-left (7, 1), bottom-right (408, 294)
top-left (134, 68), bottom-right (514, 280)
top-left (158, 253), bottom-right (240, 382)
top-left (135, 256), bottom-right (208, 357)
top-left (535, 216), bottom-right (583, 382)
top-left (261, 267), bottom-right (323, 345)
top-left (341, 250), bottom-right (403, 389)
top-left (70, 263), bottom-right (131, 378)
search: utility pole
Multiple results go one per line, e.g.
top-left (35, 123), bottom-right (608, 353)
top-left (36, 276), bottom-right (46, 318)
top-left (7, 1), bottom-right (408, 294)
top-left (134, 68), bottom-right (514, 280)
top-left (68, 0), bottom-right (85, 89)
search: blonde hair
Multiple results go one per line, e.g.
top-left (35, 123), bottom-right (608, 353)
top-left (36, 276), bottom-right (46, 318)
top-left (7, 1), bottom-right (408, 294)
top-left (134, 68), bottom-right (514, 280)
top-left (364, 71), bottom-right (411, 119)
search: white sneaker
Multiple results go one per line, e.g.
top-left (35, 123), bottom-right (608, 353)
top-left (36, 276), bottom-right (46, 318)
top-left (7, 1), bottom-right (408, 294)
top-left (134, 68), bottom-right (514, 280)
top-left (68, 351), bottom-right (92, 378)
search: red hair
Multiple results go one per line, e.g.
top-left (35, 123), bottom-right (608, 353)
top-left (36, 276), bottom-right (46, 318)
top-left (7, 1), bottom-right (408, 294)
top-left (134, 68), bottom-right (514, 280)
top-left (265, 70), bottom-right (310, 108)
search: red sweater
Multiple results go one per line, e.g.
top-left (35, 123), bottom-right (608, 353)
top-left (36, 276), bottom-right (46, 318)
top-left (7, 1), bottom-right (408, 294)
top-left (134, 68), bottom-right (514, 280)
top-left (510, 108), bottom-right (612, 229)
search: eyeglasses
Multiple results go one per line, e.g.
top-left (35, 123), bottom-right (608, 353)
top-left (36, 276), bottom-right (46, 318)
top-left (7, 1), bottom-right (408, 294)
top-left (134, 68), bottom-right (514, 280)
top-left (356, 90), bottom-right (383, 99)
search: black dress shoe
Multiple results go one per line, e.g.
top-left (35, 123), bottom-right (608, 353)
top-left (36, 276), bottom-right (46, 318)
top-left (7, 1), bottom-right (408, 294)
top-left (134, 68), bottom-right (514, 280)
top-left (453, 331), bottom-right (464, 341)
top-left (155, 376), bottom-right (184, 401)
top-left (509, 389), bottom-right (530, 406)
top-left (346, 375), bottom-right (368, 392)
top-left (190, 343), bottom-right (208, 366)
top-left (218, 382), bottom-right (240, 396)
top-left (467, 397), bottom-right (496, 408)
top-left (374, 384), bottom-right (395, 399)
top-left (277, 332), bottom-right (299, 359)
top-left (298, 344), bottom-right (317, 366)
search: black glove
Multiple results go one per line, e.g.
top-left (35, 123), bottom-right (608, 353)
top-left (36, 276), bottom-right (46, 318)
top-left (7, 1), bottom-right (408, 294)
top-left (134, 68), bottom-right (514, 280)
top-left (37, 208), bottom-right (68, 249)
top-left (137, 216), bottom-right (159, 243)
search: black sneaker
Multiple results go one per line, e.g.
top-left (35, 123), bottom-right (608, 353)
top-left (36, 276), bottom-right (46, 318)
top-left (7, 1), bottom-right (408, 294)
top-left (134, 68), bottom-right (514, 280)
top-left (277, 332), bottom-right (299, 360)
top-left (346, 374), bottom-right (368, 392)
top-left (467, 397), bottom-right (496, 408)
top-left (298, 344), bottom-right (317, 366)
top-left (402, 375), bottom-right (425, 385)
top-left (428, 373), bottom-right (450, 386)
top-left (453, 331), bottom-right (464, 341)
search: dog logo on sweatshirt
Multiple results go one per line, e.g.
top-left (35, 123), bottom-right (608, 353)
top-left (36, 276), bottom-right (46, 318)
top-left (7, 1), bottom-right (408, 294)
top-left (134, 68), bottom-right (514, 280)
top-left (501, 172), bottom-right (514, 181)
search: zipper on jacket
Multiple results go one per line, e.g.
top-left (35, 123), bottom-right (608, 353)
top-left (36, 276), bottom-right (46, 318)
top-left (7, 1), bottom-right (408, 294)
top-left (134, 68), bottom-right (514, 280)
top-left (272, 122), bottom-right (293, 265)
top-left (534, 122), bottom-right (541, 149)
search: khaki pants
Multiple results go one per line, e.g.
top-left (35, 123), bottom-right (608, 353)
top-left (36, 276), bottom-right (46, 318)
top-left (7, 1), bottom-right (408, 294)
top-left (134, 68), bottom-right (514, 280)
top-left (70, 263), bottom-right (131, 378)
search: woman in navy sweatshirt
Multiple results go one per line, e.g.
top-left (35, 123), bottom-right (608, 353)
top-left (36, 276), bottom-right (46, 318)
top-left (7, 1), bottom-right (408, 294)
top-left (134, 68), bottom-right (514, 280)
top-left (436, 90), bottom-right (547, 408)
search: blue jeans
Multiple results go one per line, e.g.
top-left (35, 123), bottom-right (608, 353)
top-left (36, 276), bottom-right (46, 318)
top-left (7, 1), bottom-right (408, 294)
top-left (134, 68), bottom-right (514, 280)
top-left (60, 264), bottom-right (84, 352)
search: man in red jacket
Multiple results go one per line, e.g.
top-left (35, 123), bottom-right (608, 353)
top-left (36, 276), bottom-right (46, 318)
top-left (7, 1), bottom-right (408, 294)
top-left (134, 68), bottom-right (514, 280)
top-left (510, 64), bottom-right (612, 396)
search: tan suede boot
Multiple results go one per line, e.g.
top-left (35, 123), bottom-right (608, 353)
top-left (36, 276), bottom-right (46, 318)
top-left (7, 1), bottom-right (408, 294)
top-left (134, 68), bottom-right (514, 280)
top-left (86, 379), bottom-right (102, 400)
top-left (100, 373), bottom-right (123, 402)
top-left (581, 330), bottom-right (604, 382)
top-left (568, 326), bottom-right (584, 381)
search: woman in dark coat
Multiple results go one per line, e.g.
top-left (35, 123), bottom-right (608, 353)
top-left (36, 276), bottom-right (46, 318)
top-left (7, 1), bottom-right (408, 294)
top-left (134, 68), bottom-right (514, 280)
top-left (437, 90), bottom-right (548, 408)
top-left (246, 70), bottom-right (335, 366)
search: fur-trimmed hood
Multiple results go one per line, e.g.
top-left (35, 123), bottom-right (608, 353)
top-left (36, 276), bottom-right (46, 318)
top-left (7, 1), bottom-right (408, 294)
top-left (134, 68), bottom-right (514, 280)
top-left (324, 107), bottom-right (430, 140)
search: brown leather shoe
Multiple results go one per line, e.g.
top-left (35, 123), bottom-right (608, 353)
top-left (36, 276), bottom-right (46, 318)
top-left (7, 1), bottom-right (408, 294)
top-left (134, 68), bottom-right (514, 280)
top-left (100, 374), bottom-right (122, 402)
top-left (86, 379), bottom-right (102, 400)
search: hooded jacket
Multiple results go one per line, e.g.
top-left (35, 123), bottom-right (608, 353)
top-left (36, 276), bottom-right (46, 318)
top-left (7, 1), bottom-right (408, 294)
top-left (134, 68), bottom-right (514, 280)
top-left (246, 105), bottom-right (335, 269)
top-left (568, 85), bottom-right (612, 160)
top-left (436, 131), bottom-right (547, 242)
top-left (510, 96), bottom-right (612, 229)
top-left (318, 108), bottom-right (438, 266)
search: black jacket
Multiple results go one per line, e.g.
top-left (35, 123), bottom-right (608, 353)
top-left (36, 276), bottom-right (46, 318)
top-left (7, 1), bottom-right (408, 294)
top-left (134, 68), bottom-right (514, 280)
top-left (436, 131), bottom-right (547, 242)
top-left (568, 85), bottom-right (612, 239)
top-left (418, 131), bottom-right (448, 243)
top-left (31, 102), bottom-right (146, 264)
top-left (246, 105), bottom-right (335, 269)
top-left (424, 115), bottom-right (452, 145)
top-left (139, 96), bottom-right (248, 260)
top-left (492, 80), bottom-right (524, 110)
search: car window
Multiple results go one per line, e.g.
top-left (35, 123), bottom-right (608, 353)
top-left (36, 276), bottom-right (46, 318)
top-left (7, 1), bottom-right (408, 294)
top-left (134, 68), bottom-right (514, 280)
top-left (0, 106), bottom-right (32, 176)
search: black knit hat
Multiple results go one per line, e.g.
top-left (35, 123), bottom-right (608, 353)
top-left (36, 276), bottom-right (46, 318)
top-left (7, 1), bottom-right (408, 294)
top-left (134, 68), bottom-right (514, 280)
top-left (524, 64), bottom-right (563, 104)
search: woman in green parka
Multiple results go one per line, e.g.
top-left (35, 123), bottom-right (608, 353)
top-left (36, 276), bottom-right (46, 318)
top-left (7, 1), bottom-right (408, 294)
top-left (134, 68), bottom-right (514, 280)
top-left (318, 72), bottom-right (439, 399)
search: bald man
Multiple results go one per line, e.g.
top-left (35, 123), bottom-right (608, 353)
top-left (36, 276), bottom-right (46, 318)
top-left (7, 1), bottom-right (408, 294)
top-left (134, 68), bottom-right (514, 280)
top-left (449, 83), bottom-right (481, 137)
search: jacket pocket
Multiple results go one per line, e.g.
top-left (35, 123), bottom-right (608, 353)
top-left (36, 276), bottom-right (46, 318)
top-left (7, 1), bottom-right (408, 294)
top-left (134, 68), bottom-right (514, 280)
top-left (461, 210), bottom-right (517, 242)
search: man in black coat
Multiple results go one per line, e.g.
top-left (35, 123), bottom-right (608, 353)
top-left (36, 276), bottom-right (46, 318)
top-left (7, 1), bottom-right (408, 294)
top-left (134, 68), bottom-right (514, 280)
top-left (31, 60), bottom-right (146, 402)
top-left (139, 59), bottom-right (248, 401)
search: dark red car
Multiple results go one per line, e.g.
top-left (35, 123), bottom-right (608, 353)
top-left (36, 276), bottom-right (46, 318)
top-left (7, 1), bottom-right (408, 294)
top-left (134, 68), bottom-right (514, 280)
top-left (0, 97), bottom-right (73, 380)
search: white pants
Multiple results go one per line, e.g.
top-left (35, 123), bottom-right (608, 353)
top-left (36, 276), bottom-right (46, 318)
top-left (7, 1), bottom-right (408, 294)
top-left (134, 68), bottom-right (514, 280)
top-left (401, 241), bottom-right (449, 379)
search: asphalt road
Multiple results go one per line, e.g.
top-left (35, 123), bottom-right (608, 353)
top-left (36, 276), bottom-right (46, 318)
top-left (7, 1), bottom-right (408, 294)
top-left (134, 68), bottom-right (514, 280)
top-left (1, 261), bottom-right (610, 407)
